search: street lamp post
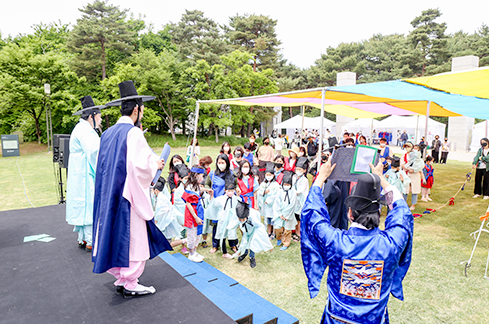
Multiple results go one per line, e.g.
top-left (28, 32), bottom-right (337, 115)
top-left (44, 83), bottom-right (53, 152)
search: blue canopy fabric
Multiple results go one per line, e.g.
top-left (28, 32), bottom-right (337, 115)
top-left (333, 80), bottom-right (489, 119)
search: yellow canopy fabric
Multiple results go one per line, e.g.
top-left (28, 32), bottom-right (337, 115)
top-left (404, 67), bottom-right (489, 99)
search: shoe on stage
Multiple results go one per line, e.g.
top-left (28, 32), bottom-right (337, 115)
top-left (250, 258), bottom-right (256, 268)
top-left (188, 253), bottom-right (204, 263)
top-left (85, 245), bottom-right (92, 252)
top-left (123, 284), bottom-right (156, 298)
top-left (78, 241), bottom-right (87, 248)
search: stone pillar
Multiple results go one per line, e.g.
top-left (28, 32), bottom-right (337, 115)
top-left (335, 72), bottom-right (356, 137)
top-left (447, 55), bottom-right (479, 151)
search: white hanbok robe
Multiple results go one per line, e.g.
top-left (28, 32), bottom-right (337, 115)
top-left (228, 209), bottom-right (273, 255)
top-left (293, 174), bottom-right (309, 215)
top-left (154, 186), bottom-right (182, 239)
top-left (272, 188), bottom-right (298, 231)
top-left (206, 195), bottom-right (239, 241)
top-left (256, 180), bottom-right (280, 220)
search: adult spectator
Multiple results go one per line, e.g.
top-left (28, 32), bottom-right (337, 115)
top-left (274, 134), bottom-right (284, 155)
top-left (359, 135), bottom-right (367, 145)
top-left (249, 134), bottom-right (258, 153)
top-left (339, 132), bottom-right (350, 145)
top-left (419, 137), bottom-right (426, 157)
top-left (431, 135), bottom-right (441, 163)
top-left (472, 137), bottom-right (489, 199)
top-left (306, 135), bottom-right (318, 162)
top-left (440, 138), bottom-right (450, 164)
top-left (257, 137), bottom-right (274, 182)
top-left (396, 130), bottom-right (401, 146)
top-left (400, 130), bottom-right (409, 148)
top-left (186, 138), bottom-right (200, 164)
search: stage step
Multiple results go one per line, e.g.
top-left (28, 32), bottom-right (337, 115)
top-left (159, 252), bottom-right (299, 324)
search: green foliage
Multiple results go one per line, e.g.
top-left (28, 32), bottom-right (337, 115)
top-left (169, 10), bottom-right (229, 66)
top-left (0, 43), bottom-right (80, 142)
top-left (68, 0), bottom-right (134, 81)
top-left (226, 14), bottom-right (281, 72)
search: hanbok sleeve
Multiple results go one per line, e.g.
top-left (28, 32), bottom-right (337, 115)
top-left (383, 185), bottom-right (413, 301)
top-left (79, 126), bottom-right (100, 175)
top-left (301, 185), bottom-right (341, 299)
top-left (122, 127), bottom-right (159, 221)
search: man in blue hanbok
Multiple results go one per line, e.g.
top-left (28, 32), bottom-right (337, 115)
top-left (66, 96), bottom-right (105, 251)
top-left (301, 160), bottom-right (413, 324)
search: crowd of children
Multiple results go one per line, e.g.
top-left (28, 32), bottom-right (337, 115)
top-left (150, 138), bottom-right (435, 268)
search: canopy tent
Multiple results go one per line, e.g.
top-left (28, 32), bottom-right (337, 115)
top-left (274, 115), bottom-right (336, 139)
top-left (470, 121), bottom-right (489, 152)
top-left (341, 118), bottom-right (381, 136)
top-left (377, 115), bottom-right (446, 144)
top-left (404, 67), bottom-right (489, 99)
top-left (189, 72), bottom-right (489, 165)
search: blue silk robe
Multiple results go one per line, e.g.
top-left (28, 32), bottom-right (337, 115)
top-left (301, 185), bottom-right (413, 324)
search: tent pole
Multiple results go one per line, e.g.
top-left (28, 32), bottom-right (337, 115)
top-left (424, 101), bottom-right (431, 158)
top-left (301, 105), bottom-right (305, 138)
top-left (486, 120), bottom-right (488, 138)
top-left (319, 89), bottom-right (325, 166)
top-left (370, 118), bottom-right (373, 145)
top-left (415, 115), bottom-right (419, 144)
top-left (190, 102), bottom-right (200, 166)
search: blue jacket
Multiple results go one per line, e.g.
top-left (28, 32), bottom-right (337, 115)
top-left (301, 186), bottom-right (413, 324)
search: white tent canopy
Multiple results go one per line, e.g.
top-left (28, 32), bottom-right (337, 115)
top-left (274, 115), bottom-right (336, 138)
top-left (341, 118), bottom-right (381, 136)
top-left (377, 115), bottom-right (445, 143)
top-left (470, 121), bottom-right (489, 152)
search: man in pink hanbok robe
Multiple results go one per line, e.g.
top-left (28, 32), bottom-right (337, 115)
top-left (92, 81), bottom-right (172, 298)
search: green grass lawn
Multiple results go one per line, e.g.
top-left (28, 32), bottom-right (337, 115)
top-left (2, 143), bottom-right (489, 323)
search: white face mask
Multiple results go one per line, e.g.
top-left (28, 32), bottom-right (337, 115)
top-left (182, 178), bottom-right (188, 184)
top-left (380, 143), bottom-right (386, 147)
top-left (242, 167), bottom-right (250, 175)
top-left (174, 161), bottom-right (182, 166)
top-left (224, 146), bottom-right (230, 152)
top-left (296, 171), bottom-right (304, 177)
top-left (218, 163), bottom-right (226, 171)
top-left (283, 184), bottom-right (292, 191)
top-left (265, 175), bottom-right (274, 181)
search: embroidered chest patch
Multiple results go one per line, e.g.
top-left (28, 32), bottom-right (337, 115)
top-left (339, 259), bottom-right (384, 300)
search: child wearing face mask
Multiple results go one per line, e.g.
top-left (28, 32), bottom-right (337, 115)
top-left (231, 147), bottom-right (244, 172)
top-left (182, 165), bottom-right (206, 263)
top-left (167, 155), bottom-right (186, 194)
top-left (256, 162), bottom-right (281, 238)
top-left (379, 137), bottom-right (391, 173)
top-left (274, 155), bottom-right (285, 184)
top-left (272, 171), bottom-right (298, 251)
top-left (229, 200), bottom-right (274, 268)
top-left (171, 164), bottom-right (191, 253)
top-left (237, 161), bottom-right (259, 209)
top-left (204, 154), bottom-right (239, 254)
top-left (243, 142), bottom-right (255, 166)
top-left (292, 157), bottom-right (309, 241)
top-left (205, 178), bottom-right (239, 259)
top-left (420, 156), bottom-right (434, 202)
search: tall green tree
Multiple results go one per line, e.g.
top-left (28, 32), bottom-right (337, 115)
top-left (0, 43), bottom-right (80, 143)
top-left (68, 0), bottom-right (134, 81)
top-left (476, 24), bottom-right (489, 66)
top-left (103, 48), bottom-right (187, 140)
top-left (168, 9), bottom-right (229, 66)
top-left (408, 8), bottom-right (449, 75)
top-left (226, 14), bottom-right (281, 72)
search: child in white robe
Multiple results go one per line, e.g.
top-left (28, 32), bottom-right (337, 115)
top-left (273, 171), bottom-right (298, 251)
top-left (256, 162), bottom-right (280, 239)
top-left (292, 157), bottom-right (309, 241)
top-left (229, 200), bottom-right (273, 268)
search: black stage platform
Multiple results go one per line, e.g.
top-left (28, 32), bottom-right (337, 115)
top-left (0, 205), bottom-right (235, 324)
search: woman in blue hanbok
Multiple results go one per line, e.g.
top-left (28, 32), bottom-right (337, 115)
top-left (301, 160), bottom-right (413, 324)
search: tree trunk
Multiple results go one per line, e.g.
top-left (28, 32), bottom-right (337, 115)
top-left (240, 124), bottom-right (245, 137)
top-left (215, 126), bottom-right (219, 143)
top-left (34, 116), bottom-right (41, 144)
top-left (209, 123), bottom-right (214, 137)
top-left (253, 55), bottom-right (257, 72)
top-left (182, 118), bottom-right (186, 136)
top-left (247, 123), bottom-right (253, 138)
top-left (170, 125), bottom-right (176, 141)
top-left (289, 106), bottom-right (293, 118)
top-left (105, 115), bottom-right (110, 129)
top-left (101, 41), bottom-right (106, 80)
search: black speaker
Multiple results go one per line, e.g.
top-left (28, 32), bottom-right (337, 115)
top-left (59, 137), bottom-right (70, 169)
top-left (53, 134), bottom-right (70, 163)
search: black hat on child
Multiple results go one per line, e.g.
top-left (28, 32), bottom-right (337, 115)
top-left (73, 96), bottom-right (106, 116)
top-left (236, 200), bottom-right (250, 219)
top-left (105, 81), bottom-right (156, 107)
top-left (283, 171), bottom-right (294, 185)
top-left (344, 173), bottom-right (381, 212)
top-left (265, 162), bottom-right (275, 174)
top-left (225, 177), bottom-right (236, 190)
top-left (390, 156), bottom-right (400, 168)
top-left (175, 164), bottom-right (189, 179)
top-left (154, 177), bottom-right (166, 192)
top-left (296, 157), bottom-right (309, 170)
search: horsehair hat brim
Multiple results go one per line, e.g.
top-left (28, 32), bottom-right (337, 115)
top-left (73, 106), bottom-right (107, 116)
top-left (73, 95), bottom-right (107, 115)
top-left (105, 80), bottom-right (156, 107)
